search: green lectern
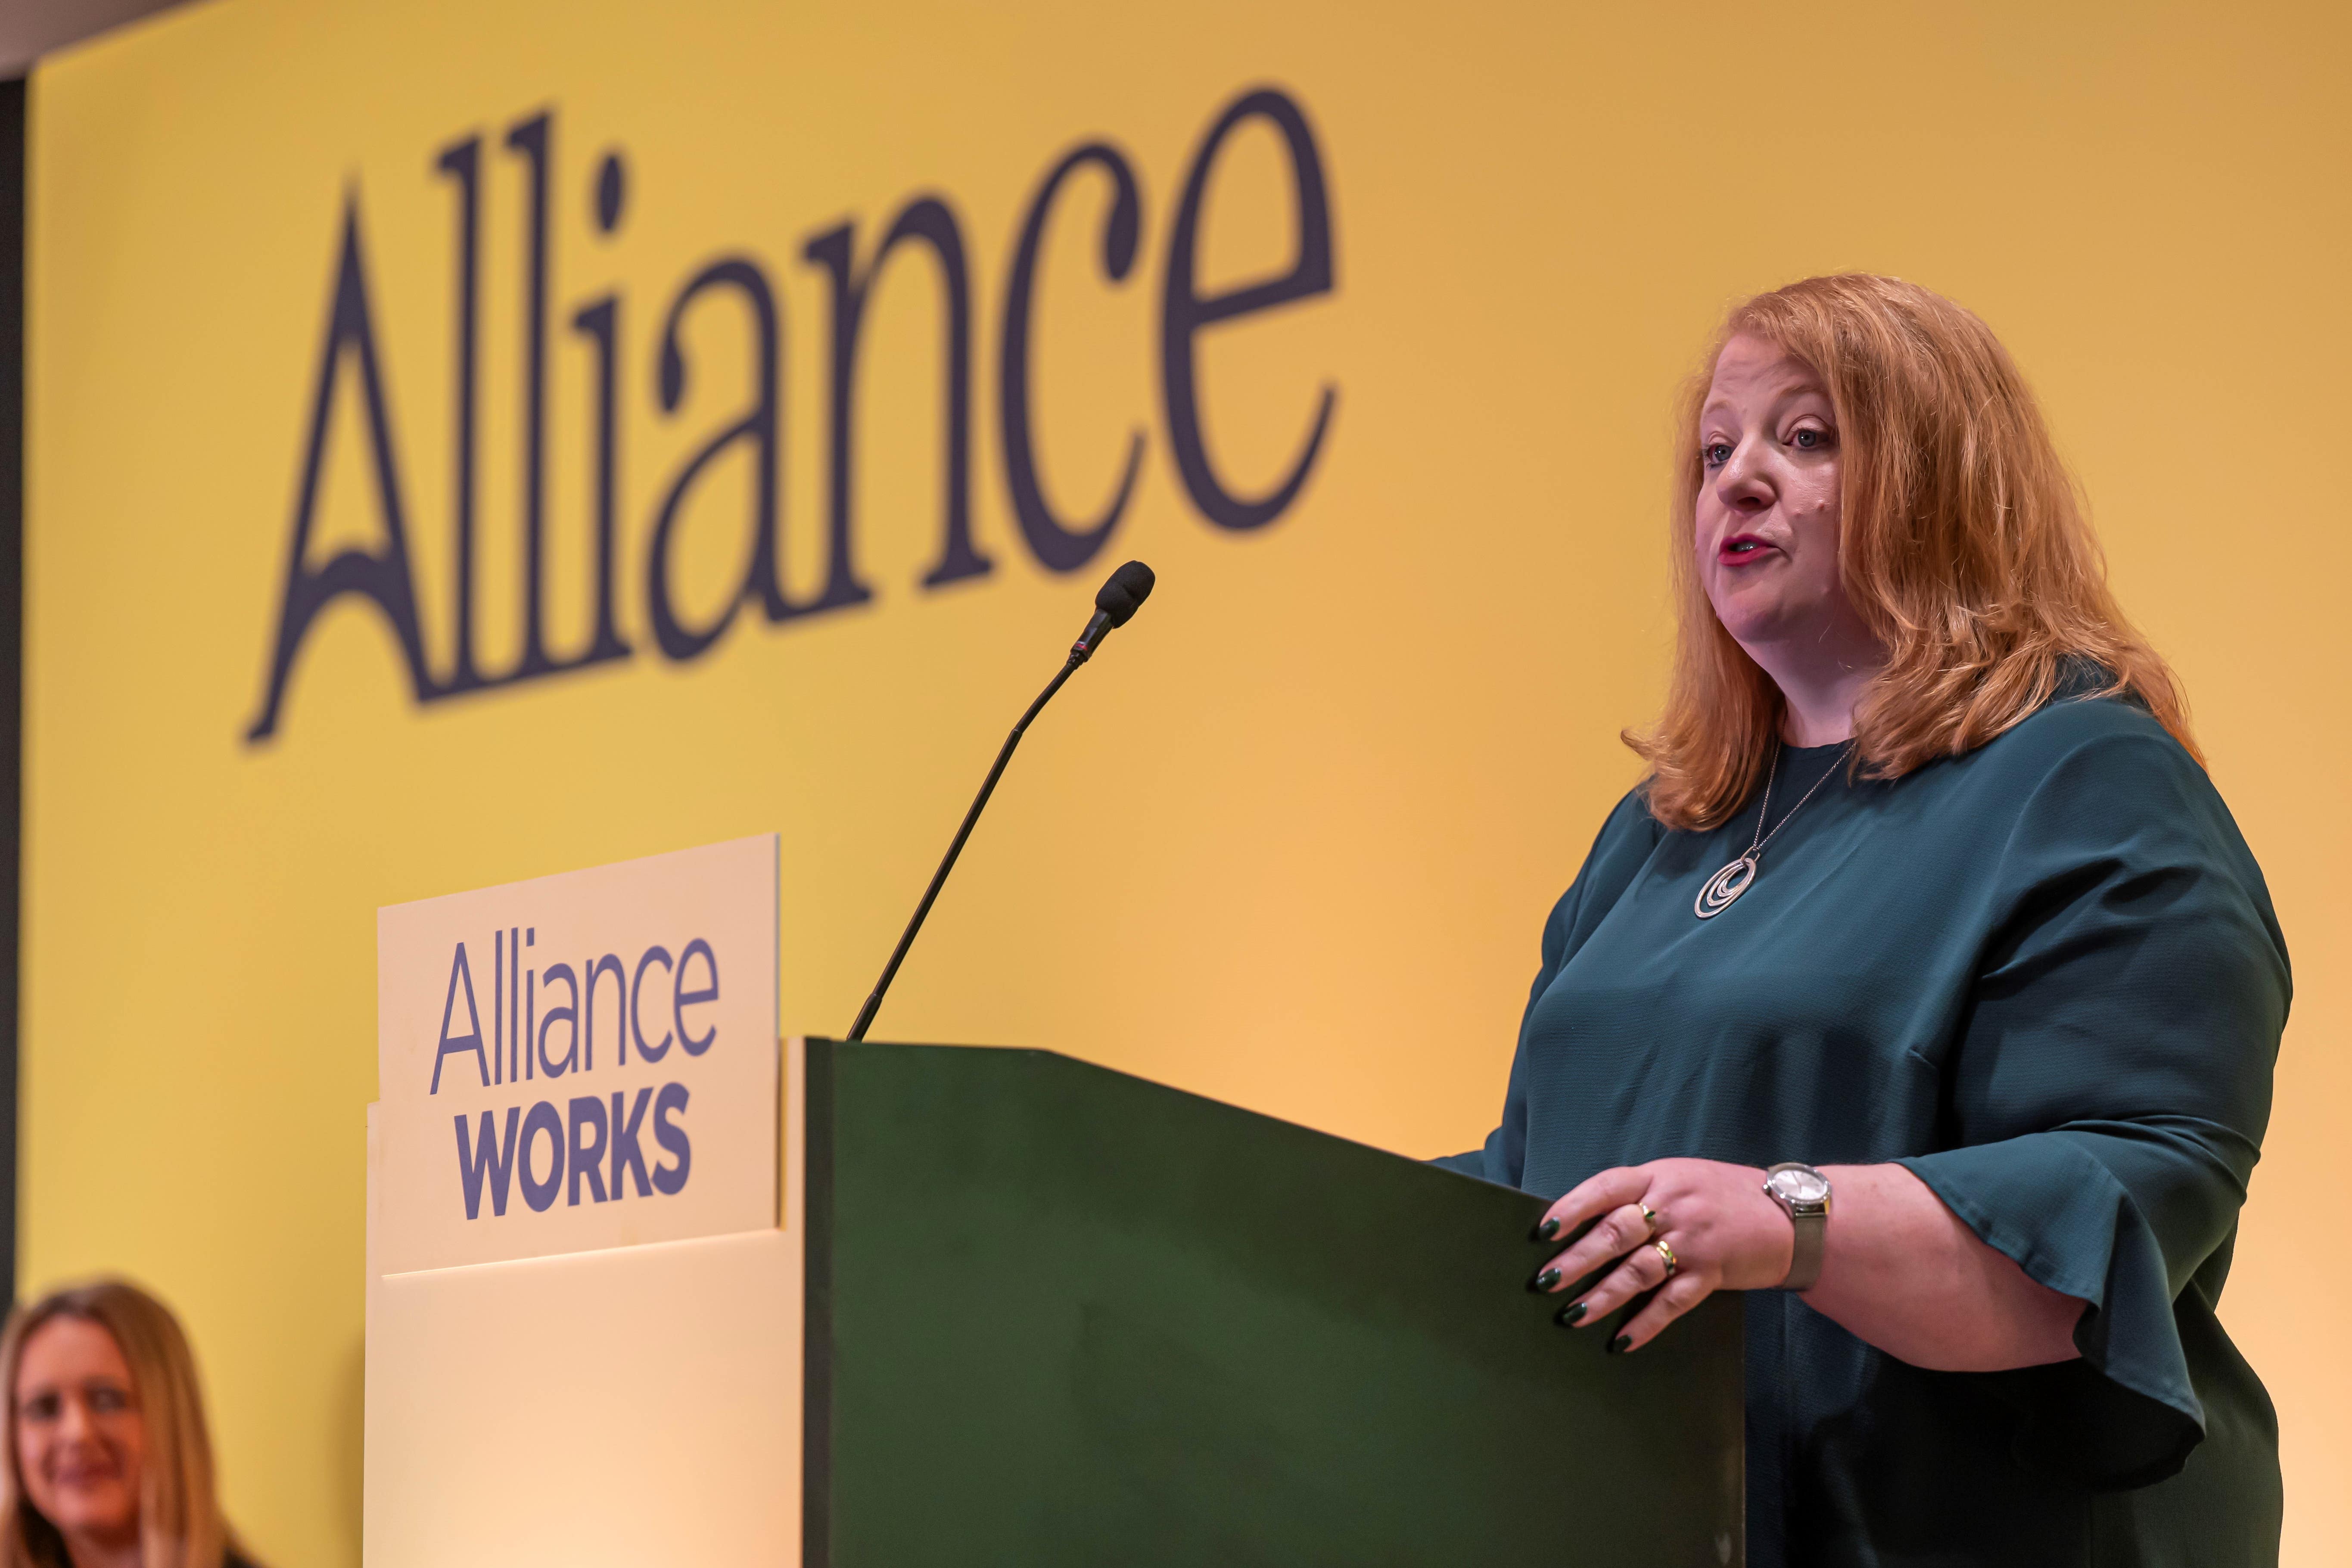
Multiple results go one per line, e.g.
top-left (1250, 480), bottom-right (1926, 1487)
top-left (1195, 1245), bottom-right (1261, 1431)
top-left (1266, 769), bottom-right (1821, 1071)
top-left (801, 1039), bottom-right (1745, 1565)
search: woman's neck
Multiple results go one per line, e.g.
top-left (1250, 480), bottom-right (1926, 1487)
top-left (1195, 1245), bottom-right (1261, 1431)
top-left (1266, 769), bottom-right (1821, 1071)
top-left (1745, 625), bottom-right (1885, 747)
top-left (61, 1525), bottom-right (143, 1568)
top-left (1775, 671), bottom-right (1872, 747)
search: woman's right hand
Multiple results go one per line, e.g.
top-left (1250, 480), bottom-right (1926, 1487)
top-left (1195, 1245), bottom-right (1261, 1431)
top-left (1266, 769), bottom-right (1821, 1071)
top-left (1528, 1157), bottom-right (1795, 1353)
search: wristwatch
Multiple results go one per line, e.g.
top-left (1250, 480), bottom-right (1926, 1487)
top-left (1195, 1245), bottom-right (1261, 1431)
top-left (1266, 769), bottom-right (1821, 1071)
top-left (1762, 1163), bottom-right (1832, 1291)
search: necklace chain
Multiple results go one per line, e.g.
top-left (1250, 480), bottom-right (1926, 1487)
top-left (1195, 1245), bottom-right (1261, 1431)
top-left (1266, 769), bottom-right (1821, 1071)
top-left (1743, 740), bottom-right (1853, 862)
top-left (1694, 740), bottom-right (1855, 919)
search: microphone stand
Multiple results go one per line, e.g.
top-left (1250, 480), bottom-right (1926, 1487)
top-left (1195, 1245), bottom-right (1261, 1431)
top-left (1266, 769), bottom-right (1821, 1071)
top-left (843, 651), bottom-right (1085, 1043)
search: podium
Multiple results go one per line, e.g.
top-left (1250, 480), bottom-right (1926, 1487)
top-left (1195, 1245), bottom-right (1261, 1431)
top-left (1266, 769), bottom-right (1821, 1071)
top-left (803, 1039), bottom-right (1744, 1563)
top-left (366, 845), bottom-right (1742, 1565)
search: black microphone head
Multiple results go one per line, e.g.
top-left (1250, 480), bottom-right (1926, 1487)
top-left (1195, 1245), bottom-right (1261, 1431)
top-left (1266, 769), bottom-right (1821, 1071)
top-left (1094, 560), bottom-right (1156, 628)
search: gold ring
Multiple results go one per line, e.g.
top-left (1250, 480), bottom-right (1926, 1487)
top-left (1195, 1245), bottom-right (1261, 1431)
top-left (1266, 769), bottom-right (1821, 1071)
top-left (1639, 1204), bottom-right (1663, 1237)
top-left (1651, 1238), bottom-right (1678, 1279)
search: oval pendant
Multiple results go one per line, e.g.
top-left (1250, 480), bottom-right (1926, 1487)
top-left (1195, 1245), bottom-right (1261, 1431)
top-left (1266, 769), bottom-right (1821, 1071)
top-left (1695, 855), bottom-right (1758, 919)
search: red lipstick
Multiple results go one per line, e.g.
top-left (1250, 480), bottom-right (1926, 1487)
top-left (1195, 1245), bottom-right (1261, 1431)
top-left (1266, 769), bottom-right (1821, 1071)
top-left (1717, 533), bottom-right (1776, 566)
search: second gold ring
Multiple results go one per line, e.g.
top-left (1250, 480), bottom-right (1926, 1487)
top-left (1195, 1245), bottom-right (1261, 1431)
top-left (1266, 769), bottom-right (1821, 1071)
top-left (1652, 1238), bottom-right (1678, 1279)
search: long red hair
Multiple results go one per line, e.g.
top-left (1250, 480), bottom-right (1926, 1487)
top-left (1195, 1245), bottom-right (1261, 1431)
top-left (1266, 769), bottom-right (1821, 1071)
top-left (1630, 274), bottom-right (2196, 830)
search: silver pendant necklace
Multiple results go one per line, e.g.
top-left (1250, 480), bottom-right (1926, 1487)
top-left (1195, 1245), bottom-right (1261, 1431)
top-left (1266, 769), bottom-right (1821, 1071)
top-left (1694, 740), bottom-right (1856, 919)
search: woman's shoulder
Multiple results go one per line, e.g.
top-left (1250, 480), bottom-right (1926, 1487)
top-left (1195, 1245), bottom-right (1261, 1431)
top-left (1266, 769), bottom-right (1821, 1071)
top-left (1540, 782), bottom-right (1668, 946)
top-left (1952, 687), bottom-right (2271, 895)
top-left (1598, 779), bottom-right (1669, 841)
top-left (1581, 781), bottom-right (1671, 878)
top-left (1959, 682), bottom-right (2200, 795)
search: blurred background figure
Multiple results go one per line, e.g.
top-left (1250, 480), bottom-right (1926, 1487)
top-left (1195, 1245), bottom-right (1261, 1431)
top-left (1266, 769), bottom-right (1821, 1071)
top-left (0, 1281), bottom-right (258, 1568)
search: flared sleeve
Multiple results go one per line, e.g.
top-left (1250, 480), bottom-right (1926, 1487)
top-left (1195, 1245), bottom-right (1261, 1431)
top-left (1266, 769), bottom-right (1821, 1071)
top-left (1894, 717), bottom-right (2288, 1490)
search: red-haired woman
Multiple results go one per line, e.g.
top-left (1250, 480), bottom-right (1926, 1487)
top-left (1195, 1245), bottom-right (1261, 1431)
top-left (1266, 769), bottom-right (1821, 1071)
top-left (0, 1281), bottom-right (261, 1568)
top-left (1444, 276), bottom-right (2285, 1565)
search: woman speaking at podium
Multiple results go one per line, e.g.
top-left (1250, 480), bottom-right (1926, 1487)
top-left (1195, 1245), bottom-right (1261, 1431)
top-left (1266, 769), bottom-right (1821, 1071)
top-left (1446, 276), bottom-right (2286, 1564)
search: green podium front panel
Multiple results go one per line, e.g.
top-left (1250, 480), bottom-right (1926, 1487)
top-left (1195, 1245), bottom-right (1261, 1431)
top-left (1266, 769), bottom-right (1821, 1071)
top-left (804, 1040), bottom-right (1744, 1565)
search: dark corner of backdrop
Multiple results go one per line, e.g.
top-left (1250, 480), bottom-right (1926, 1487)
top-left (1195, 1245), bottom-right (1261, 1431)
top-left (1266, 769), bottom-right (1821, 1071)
top-left (0, 73), bottom-right (26, 1314)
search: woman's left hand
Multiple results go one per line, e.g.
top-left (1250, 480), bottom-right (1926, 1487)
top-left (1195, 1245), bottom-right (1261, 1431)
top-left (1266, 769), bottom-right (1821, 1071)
top-left (1530, 1159), bottom-right (1796, 1352)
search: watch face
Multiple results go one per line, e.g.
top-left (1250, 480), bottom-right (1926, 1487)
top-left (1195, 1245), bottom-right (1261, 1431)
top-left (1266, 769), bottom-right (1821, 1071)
top-left (1771, 1168), bottom-right (1830, 1205)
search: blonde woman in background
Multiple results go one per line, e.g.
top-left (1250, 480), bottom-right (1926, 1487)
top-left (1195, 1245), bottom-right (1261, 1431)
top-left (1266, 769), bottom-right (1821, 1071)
top-left (0, 1281), bottom-right (259, 1568)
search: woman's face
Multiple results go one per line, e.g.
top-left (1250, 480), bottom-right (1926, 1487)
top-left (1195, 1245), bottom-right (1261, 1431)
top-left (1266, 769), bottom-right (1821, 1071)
top-left (13, 1318), bottom-right (144, 1549)
top-left (1692, 333), bottom-right (1854, 653)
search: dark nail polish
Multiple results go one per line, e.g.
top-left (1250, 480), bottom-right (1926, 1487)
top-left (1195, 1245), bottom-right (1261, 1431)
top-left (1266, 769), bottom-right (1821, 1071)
top-left (1557, 1300), bottom-right (1587, 1326)
top-left (1533, 1217), bottom-right (1561, 1242)
top-left (1608, 1334), bottom-right (1633, 1355)
top-left (1529, 1267), bottom-right (1561, 1294)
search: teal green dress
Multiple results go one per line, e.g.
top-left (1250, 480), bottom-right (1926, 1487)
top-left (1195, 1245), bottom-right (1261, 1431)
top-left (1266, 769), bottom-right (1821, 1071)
top-left (1444, 687), bottom-right (2287, 1565)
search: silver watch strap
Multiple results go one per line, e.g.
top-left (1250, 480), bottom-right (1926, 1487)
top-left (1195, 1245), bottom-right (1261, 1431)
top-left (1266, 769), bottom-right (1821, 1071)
top-left (1780, 1207), bottom-right (1826, 1292)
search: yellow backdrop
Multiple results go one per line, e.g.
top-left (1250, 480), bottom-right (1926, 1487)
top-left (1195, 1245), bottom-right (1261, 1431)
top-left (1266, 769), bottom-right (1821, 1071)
top-left (24, 0), bottom-right (2352, 1562)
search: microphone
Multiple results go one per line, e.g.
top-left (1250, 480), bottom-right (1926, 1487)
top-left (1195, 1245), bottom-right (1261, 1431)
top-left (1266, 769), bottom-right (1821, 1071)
top-left (1071, 559), bottom-right (1155, 662)
top-left (844, 560), bottom-right (1157, 1042)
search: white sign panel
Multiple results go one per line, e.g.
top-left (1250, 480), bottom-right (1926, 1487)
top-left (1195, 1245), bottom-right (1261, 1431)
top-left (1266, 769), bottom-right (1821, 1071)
top-left (376, 836), bottom-right (778, 1273)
